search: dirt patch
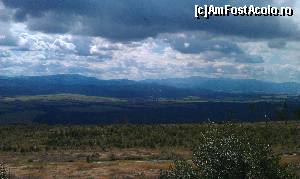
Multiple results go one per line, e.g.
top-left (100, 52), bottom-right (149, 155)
top-left (0, 148), bottom-right (178, 178)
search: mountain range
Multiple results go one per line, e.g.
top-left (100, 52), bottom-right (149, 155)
top-left (1, 74), bottom-right (300, 98)
top-left (143, 77), bottom-right (300, 94)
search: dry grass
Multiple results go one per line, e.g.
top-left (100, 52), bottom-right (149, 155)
top-left (0, 148), bottom-right (177, 179)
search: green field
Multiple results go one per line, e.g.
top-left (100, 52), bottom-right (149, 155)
top-left (2, 94), bottom-right (127, 103)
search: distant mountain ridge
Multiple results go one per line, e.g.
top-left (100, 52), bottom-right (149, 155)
top-left (0, 74), bottom-right (300, 97)
top-left (143, 77), bottom-right (300, 94)
top-left (0, 74), bottom-right (205, 98)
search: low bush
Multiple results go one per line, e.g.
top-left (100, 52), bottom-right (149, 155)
top-left (161, 124), bottom-right (296, 179)
top-left (0, 163), bottom-right (9, 179)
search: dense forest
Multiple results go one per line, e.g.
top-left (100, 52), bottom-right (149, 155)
top-left (1, 93), bottom-right (300, 125)
top-left (0, 122), bottom-right (300, 153)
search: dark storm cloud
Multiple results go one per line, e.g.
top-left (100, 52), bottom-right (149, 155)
top-left (268, 40), bottom-right (287, 49)
top-left (234, 54), bottom-right (264, 64)
top-left (167, 36), bottom-right (243, 54)
top-left (0, 6), bottom-right (17, 46)
top-left (1, 0), bottom-right (299, 41)
top-left (166, 33), bottom-right (264, 63)
top-left (68, 37), bottom-right (91, 56)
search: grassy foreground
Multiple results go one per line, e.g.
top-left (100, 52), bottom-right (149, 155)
top-left (1, 122), bottom-right (300, 178)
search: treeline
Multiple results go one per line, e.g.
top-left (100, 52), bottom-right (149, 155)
top-left (0, 123), bottom-right (300, 153)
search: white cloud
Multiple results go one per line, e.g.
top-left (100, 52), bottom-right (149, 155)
top-left (0, 4), bottom-right (300, 82)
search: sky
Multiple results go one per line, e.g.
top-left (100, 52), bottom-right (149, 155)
top-left (0, 0), bottom-right (299, 82)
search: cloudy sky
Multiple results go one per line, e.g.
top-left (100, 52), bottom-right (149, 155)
top-left (0, 0), bottom-right (299, 82)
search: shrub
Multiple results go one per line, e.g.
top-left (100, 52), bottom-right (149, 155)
top-left (160, 124), bottom-right (296, 179)
top-left (0, 163), bottom-right (9, 179)
top-left (86, 153), bottom-right (101, 163)
top-left (160, 159), bottom-right (198, 179)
